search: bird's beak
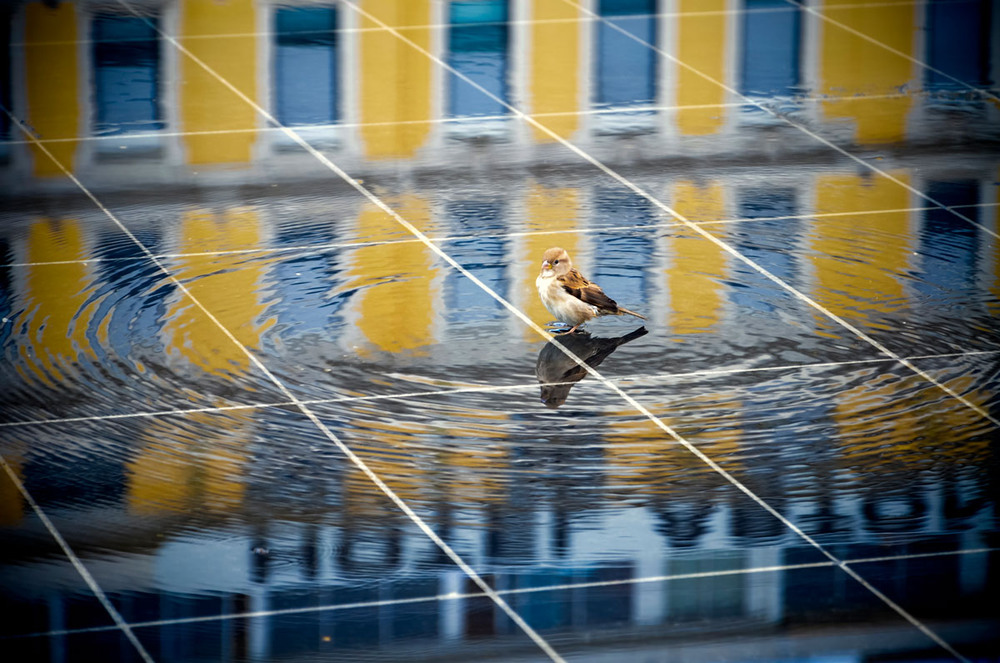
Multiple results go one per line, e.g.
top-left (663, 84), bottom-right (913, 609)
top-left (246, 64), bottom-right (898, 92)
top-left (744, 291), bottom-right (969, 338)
top-left (541, 260), bottom-right (551, 270)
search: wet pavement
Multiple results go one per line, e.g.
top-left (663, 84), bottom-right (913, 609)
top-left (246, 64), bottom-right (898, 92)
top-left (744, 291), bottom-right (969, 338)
top-left (1, 0), bottom-right (999, 661)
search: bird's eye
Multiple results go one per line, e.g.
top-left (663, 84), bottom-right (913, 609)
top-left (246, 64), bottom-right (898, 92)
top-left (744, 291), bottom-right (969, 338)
top-left (553, 260), bottom-right (559, 265)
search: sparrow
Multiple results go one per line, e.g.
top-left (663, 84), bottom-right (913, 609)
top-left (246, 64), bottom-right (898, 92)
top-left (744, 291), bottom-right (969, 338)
top-left (536, 327), bottom-right (648, 408)
top-left (536, 247), bottom-right (646, 333)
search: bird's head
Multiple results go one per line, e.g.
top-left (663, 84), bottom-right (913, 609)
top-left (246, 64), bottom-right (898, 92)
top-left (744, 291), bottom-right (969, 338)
top-left (540, 247), bottom-right (571, 277)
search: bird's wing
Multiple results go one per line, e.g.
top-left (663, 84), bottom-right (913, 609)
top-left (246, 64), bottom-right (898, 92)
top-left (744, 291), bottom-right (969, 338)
top-left (558, 269), bottom-right (619, 312)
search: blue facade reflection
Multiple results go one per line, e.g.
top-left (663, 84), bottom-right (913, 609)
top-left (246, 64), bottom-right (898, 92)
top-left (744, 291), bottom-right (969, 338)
top-left (740, 0), bottom-right (801, 97)
top-left (926, 0), bottom-right (993, 90)
top-left (448, 0), bottom-right (510, 118)
top-left (596, 0), bottom-right (657, 108)
top-left (92, 14), bottom-right (164, 136)
top-left (274, 7), bottom-right (340, 127)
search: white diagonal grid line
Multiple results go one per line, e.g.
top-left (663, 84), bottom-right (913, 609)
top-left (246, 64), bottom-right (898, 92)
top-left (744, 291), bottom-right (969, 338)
top-left (549, 1), bottom-right (999, 422)
top-left (8, 9), bottom-right (566, 662)
top-left (793, 0), bottom-right (1000, 106)
top-left (2, 3), bottom-right (990, 663)
top-left (4, 546), bottom-right (996, 644)
top-left (573, 0), bottom-right (1000, 245)
top-left (335, 0), bottom-right (1000, 428)
top-left (0, 456), bottom-right (156, 663)
top-left (284, 2), bottom-right (987, 660)
top-left (4, 200), bottom-right (999, 269)
top-left (0, 348), bottom-right (996, 431)
top-left (0, 112), bottom-right (568, 663)
top-left (147, 0), bottom-right (990, 658)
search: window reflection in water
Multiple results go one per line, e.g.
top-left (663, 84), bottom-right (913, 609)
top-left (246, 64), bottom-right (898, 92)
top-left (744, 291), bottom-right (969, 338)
top-left (447, 0), bottom-right (510, 119)
top-left (0, 0), bottom-right (998, 661)
top-left (274, 6), bottom-right (339, 128)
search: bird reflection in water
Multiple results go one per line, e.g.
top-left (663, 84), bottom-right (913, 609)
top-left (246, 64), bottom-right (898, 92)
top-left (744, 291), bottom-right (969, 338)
top-left (535, 327), bottom-right (648, 408)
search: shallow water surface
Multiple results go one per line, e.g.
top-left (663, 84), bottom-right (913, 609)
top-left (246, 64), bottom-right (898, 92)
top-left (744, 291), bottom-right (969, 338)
top-left (1, 1), bottom-right (999, 661)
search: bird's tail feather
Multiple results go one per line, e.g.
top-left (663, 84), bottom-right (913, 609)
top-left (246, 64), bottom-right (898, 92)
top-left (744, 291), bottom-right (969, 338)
top-left (617, 306), bottom-right (646, 320)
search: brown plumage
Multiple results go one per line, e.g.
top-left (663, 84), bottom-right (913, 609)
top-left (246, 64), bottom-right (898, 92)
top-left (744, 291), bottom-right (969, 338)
top-left (535, 247), bottom-right (646, 334)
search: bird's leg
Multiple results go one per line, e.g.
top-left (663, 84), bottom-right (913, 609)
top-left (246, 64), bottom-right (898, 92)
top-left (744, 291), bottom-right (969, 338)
top-left (558, 324), bottom-right (581, 335)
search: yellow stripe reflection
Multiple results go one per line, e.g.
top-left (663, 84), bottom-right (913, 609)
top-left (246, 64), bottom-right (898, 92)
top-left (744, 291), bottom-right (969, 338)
top-left (676, 0), bottom-right (727, 135)
top-left (668, 182), bottom-right (726, 333)
top-left (19, 220), bottom-right (97, 387)
top-left (359, 1), bottom-right (432, 158)
top-left (162, 208), bottom-right (271, 376)
top-left (529, 2), bottom-right (581, 141)
top-left (351, 197), bottom-right (437, 354)
top-left (128, 411), bottom-right (250, 515)
top-left (819, 2), bottom-right (915, 144)
top-left (812, 173), bottom-right (911, 325)
top-left (0, 454), bottom-right (25, 525)
top-left (24, 3), bottom-right (79, 176)
top-left (179, 0), bottom-right (258, 164)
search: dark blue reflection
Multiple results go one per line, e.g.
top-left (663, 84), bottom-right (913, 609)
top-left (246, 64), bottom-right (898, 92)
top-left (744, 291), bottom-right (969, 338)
top-left (596, 0), bottom-right (657, 107)
top-left (145, 594), bottom-right (238, 660)
top-left (268, 228), bottom-right (346, 335)
top-left (446, 203), bottom-right (508, 323)
top-left (926, 0), bottom-right (992, 90)
top-left (0, 239), bottom-right (11, 351)
top-left (593, 190), bottom-right (655, 305)
top-left (268, 587), bottom-right (386, 658)
top-left (732, 188), bottom-right (798, 313)
top-left (740, 0), bottom-right (801, 97)
top-left (918, 181), bottom-right (980, 296)
top-left (448, 0), bottom-right (510, 118)
top-left (512, 569), bottom-right (576, 630)
top-left (0, 7), bottom-right (11, 143)
top-left (23, 449), bottom-right (127, 509)
top-left (387, 579), bottom-right (440, 639)
top-left (274, 7), bottom-right (339, 126)
top-left (90, 246), bottom-right (170, 370)
top-left (92, 14), bottom-right (163, 136)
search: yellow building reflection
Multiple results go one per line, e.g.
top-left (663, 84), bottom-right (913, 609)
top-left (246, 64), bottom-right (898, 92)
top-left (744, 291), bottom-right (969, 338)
top-left (359, 1), bottom-right (433, 158)
top-left (178, 0), bottom-right (258, 165)
top-left (811, 173), bottom-right (913, 326)
top-left (675, 0), bottom-right (728, 135)
top-left (529, 2), bottom-right (581, 141)
top-left (819, 2), bottom-right (916, 144)
top-left (349, 197), bottom-right (438, 355)
top-left (603, 397), bottom-right (744, 502)
top-left (162, 208), bottom-right (273, 376)
top-left (667, 181), bottom-right (728, 334)
top-left (17, 220), bottom-right (98, 387)
top-left (0, 454), bottom-right (25, 526)
top-left (832, 371), bottom-right (991, 473)
top-left (23, 2), bottom-right (80, 176)
top-left (128, 410), bottom-right (251, 515)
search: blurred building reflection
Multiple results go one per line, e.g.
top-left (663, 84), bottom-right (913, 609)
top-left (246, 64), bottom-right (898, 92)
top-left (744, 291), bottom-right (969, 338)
top-left (2, 0), bottom-right (998, 185)
top-left (1, 1), bottom-right (998, 660)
